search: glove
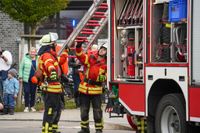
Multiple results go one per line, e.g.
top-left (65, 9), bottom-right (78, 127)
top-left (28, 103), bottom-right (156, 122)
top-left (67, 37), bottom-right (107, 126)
top-left (76, 42), bottom-right (83, 48)
top-left (98, 75), bottom-right (106, 82)
top-left (50, 70), bottom-right (58, 81)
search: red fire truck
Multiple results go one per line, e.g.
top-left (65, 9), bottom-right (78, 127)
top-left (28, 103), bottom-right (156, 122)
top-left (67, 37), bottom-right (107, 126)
top-left (106, 0), bottom-right (200, 132)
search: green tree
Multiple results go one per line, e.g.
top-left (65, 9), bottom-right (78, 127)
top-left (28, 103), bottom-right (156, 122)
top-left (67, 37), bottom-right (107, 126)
top-left (0, 0), bottom-right (69, 45)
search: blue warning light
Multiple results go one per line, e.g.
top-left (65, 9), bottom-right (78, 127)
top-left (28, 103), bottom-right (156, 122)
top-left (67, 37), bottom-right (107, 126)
top-left (72, 19), bottom-right (76, 27)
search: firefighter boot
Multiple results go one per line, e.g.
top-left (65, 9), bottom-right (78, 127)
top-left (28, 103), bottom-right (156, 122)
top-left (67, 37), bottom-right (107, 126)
top-left (9, 107), bottom-right (14, 115)
top-left (96, 129), bottom-right (103, 133)
top-left (78, 128), bottom-right (90, 133)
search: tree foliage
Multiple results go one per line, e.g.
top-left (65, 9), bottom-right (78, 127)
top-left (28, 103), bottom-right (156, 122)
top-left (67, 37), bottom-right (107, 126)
top-left (0, 0), bottom-right (69, 26)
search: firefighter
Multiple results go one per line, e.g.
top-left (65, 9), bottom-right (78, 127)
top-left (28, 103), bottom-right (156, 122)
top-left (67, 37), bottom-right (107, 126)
top-left (76, 42), bottom-right (107, 133)
top-left (36, 32), bottom-right (68, 133)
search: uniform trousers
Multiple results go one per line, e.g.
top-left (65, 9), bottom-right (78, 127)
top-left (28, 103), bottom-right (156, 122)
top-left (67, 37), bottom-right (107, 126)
top-left (42, 92), bottom-right (63, 133)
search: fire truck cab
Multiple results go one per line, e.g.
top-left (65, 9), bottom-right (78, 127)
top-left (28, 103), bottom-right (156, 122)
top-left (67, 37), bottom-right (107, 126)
top-left (107, 0), bottom-right (200, 132)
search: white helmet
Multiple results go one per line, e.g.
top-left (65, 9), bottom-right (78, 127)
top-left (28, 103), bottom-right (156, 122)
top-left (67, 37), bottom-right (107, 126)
top-left (49, 32), bottom-right (58, 42)
top-left (39, 32), bottom-right (58, 46)
top-left (100, 42), bottom-right (108, 49)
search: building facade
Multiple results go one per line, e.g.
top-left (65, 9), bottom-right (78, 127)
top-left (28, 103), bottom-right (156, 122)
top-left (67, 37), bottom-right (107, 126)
top-left (0, 11), bottom-right (24, 68)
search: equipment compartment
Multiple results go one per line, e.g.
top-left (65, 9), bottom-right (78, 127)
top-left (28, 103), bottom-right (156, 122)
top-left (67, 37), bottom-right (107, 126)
top-left (113, 0), bottom-right (144, 82)
top-left (151, 0), bottom-right (188, 63)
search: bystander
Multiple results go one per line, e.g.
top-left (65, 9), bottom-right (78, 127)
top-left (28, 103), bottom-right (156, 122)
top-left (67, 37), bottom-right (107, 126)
top-left (2, 68), bottom-right (19, 115)
top-left (19, 47), bottom-right (38, 112)
top-left (0, 47), bottom-right (13, 100)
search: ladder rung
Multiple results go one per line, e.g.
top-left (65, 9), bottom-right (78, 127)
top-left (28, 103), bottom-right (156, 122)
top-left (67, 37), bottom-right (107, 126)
top-left (86, 23), bottom-right (101, 26)
top-left (100, 3), bottom-right (108, 6)
top-left (76, 36), bottom-right (88, 39)
top-left (95, 12), bottom-right (105, 15)
top-left (80, 31), bottom-right (94, 34)
top-left (88, 20), bottom-right (99, 23)
top-left (82, 28), bottom-right (93, 32)
top-left (75, 39), bottom-right (89, 42)
top-left (75, 40), bottom-right (84, 42)
top-left (98, 6), bottom-right (108, 9)
top-left (92, 15), bottom-right (106, 18)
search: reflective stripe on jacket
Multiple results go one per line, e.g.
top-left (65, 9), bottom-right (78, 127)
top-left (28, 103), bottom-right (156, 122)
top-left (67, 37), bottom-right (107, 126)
top-left (40, 82), bottom-right (63, 93)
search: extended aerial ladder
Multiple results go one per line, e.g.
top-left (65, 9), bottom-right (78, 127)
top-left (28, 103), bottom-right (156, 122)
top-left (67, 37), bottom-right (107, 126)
top-left (58, 0), bottom-right (108, 55)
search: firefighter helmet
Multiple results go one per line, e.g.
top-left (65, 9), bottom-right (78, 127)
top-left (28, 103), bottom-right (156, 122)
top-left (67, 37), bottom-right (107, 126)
top-left (100, 42), bottom-right (108, 49)
top-left (39, 32), bottom-right (58, 46)
top-left (49, 32), bottom-right (58, 42)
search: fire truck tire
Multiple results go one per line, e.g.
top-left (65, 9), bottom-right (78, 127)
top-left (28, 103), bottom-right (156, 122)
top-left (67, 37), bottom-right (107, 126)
top-left (126, 114), bottom-right (137, 130)
top-left (155, 94), bottom-right (187, 133)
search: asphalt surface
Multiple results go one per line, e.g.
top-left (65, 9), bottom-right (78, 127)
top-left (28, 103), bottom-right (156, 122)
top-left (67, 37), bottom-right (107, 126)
top-left (0, 121), bottom-right (134, 133)
top-left (0, 107), bottom-right (134, 133)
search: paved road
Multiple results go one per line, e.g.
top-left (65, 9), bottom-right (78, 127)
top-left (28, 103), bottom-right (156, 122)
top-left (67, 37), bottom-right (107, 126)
top-left (0, 120), bottom-right (134, 133)
top-left (0, 107), bottom-right (135, 133)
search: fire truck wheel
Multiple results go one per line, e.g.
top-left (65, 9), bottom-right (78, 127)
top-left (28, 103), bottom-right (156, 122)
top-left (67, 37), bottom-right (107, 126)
top-left (126, 114), bottom-right (137, 130)
top-left (155, 94), bottom-right (187, 133)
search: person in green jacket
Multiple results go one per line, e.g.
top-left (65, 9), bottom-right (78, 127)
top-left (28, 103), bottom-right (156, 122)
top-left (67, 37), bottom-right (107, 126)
top-left (19, 47), bottom-right (38, 112)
